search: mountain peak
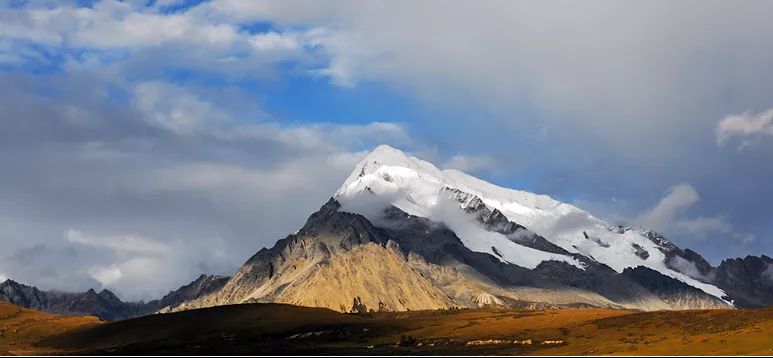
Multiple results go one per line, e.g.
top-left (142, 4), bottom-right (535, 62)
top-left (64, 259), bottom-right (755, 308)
top-left (332, 144), bottom-right (731, 303)
top-left (365, 144), bottom-right (410, 161)
top-left (336, 144), bottom-right (444, 198)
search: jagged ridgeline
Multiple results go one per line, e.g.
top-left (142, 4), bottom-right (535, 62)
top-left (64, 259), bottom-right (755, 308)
top-left (2, 145), bottom-right (771, 319)
top-left (0, 275), bottom-right (229, 320)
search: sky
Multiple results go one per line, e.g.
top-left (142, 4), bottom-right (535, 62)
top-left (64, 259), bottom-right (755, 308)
top-left (0, 0), bottom-right (772, 301)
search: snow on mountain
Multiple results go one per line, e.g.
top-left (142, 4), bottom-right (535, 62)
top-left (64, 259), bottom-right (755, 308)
top-left (335, 145), bottom-right (728, 302)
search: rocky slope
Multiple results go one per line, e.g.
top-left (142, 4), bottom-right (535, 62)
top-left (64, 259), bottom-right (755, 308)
top-left (173, 199), bottom-right (727, 313)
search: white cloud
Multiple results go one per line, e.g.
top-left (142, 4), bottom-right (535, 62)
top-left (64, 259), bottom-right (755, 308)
top-left (1, 1), bottom-right (238, 48)
top-left (636, 183), bottom-right (699, 232)
top-left (88, 265), bottom-right (122, 287)
top-left (0, 1), bottom-right (331, 83)
top-left (667, 255), bottom-right (714, 282)
top-left (202, 0), bottom-right (336, 23)
top-left (677, 216), bottom-right (731, 235)
top-left (249, 31), bottom-right (300, 51)
top-left (184, 0), bottom-right (773, 165)
top-left (303, 27), bottom-right (374, 87)
top-left (635, 183), bottom-right (753, 242)
top-left (716, 109), bottom-right (773, 147)
top-left (0, 273), bottom-right (7, 283)
top-left (132, 82), bottom-right (233, 136)
top-left (209, 120), bottom-right (412, 154)
top-left (64, 229), bottom-right (233, 299)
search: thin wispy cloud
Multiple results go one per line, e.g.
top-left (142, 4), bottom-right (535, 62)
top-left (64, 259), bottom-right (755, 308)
top-left (635, 183), bottom-right (754, 243)
top-left (717, 109), bottom-right (773, 148)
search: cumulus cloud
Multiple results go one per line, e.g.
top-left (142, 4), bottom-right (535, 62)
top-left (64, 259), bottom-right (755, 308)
top-left (716, 109), bottom-right (773, 148)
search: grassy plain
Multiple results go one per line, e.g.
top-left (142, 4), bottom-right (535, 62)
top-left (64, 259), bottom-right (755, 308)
top-left (1, 301), bottom-right (771, 355)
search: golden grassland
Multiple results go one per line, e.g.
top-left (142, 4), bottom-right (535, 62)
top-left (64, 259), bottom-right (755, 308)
top-left (0, 302), bottom-right (101, 355)
top-left (1, 301), bottom-right (771, 355)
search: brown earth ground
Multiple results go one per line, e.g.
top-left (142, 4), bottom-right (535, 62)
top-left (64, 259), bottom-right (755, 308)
top-left (1, 301), bottom-right (771, 355)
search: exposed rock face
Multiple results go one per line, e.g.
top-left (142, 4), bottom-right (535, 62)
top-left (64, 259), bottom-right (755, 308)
top-left (268, 242), bottom-right (455, 311)
top-left (621, 266), bottom-right (728, 309)
top-left (173, 199), bottom-right (730, 313)
top-left (661, 243), bottom-right (773, 307)
top-left (155, 274), bottom-right (229, 312)
top-left (0, 274), bottom-right (229, 320)
top-left (174, 199), bottom-right (457, 312)
top-left (0, 280), bottom-right (49, 311)
top-left (213, 199), bottom-right (393, 306)
top-left (712, 255), bottom-right (773, 308)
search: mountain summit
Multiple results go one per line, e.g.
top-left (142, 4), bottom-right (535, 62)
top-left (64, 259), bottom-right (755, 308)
top-left (335, 145), bottom-right (725, 298)
top-left (162, 145), bottom-right (772, 313)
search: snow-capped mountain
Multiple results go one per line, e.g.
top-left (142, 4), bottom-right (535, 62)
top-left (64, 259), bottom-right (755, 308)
top-left (4, 144), bottom-right (770, 318)
top-left (165, 145), bottom-right (773, 314)
top-left (335, 145), bottom-right (727, 302)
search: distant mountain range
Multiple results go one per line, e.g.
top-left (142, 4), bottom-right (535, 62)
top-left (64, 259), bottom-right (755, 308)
top-left (0, 274), bottom-right (228, 320)
top-left (1, 145), bottom-right (771, 319)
